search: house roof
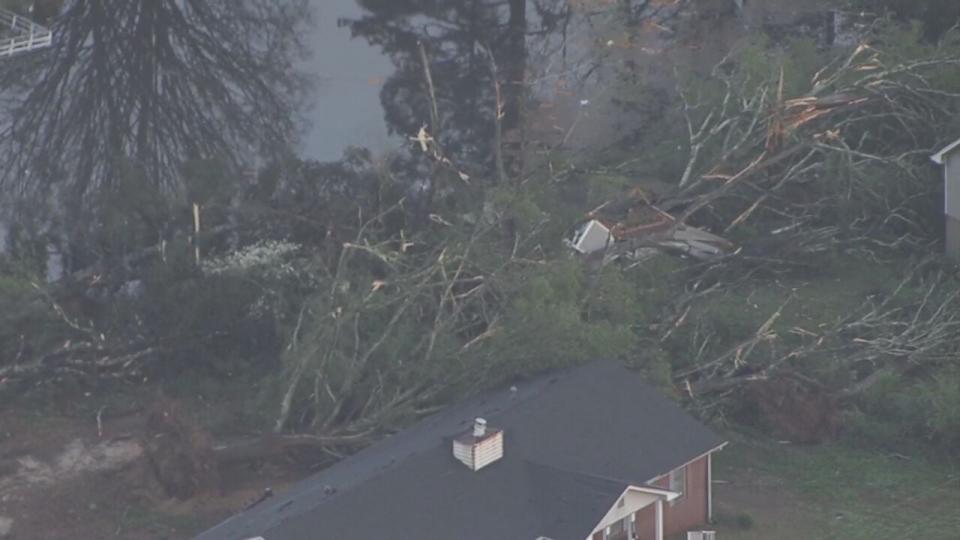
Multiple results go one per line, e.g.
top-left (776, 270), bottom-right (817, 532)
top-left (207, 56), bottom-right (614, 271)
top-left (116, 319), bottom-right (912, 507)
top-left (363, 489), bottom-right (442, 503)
top-left (932, 136), bottom-right (960, 165)
top-left (196, 360), bottom-right (726, 540)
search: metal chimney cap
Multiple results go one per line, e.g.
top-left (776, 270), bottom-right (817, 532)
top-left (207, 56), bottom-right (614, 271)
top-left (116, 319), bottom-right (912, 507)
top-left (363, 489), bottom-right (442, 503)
top-left (473, 417), bottom-right (487, 437)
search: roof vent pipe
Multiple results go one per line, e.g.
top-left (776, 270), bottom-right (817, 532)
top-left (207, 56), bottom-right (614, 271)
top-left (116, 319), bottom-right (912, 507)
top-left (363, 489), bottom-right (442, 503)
top-left (473, 418), bottom-right (487, 438)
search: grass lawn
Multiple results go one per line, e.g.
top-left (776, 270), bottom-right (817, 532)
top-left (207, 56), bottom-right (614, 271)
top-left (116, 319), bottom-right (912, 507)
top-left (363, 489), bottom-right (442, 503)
top-left (710, 431), bottom-right (960, 540)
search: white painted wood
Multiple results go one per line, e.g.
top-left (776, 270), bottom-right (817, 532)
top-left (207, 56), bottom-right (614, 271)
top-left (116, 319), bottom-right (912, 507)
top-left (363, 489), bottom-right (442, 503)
top-left (931, 139), bottom-right (960, 258)
top-left (588, 485), bottom-right (680, 538)
top-left (472, 431), bottom-right (503, 470)
top-left (707, 452), bottom-right (713, 522)
top-left (0, 8), bottom-right (53, 58)
top-left (452, 429), bottom-right (503, 471)
top-left (646, 443), bottom-right (728, 485)
top-left (946, 153), bottom-right (960, 219)
top-left (452, 438), bottom-right (473, 466)
top-left (594, 490), bottom-right (658, 536)
top-left (932, 137), bottom-right (960, 165)
top-left (655, 498), bottom-right (663, 540)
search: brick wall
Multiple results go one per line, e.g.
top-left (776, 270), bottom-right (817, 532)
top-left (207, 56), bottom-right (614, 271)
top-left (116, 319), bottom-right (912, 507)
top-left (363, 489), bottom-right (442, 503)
top-left (590, 453), bottom-right (713, 539)
top-left (639, 454), bottom-right (710, 538)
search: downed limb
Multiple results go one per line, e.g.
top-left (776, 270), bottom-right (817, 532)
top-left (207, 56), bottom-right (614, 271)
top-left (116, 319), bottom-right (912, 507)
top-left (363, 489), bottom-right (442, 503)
top-left (677, 259), bottom-right (960, 408)
top-left (581, 33), bottom-right (959, 271)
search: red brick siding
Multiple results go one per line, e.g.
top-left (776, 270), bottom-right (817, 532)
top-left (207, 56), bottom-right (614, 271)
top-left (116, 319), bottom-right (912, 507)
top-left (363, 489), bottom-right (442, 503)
top-left (592, 506), bottom-right (657, 540)
top-left (634, 504), bottom-right (657, 540)
top-left (636, 454), bottom-right (711, 537)
top-left (590, 454), bottom-right (713, 539)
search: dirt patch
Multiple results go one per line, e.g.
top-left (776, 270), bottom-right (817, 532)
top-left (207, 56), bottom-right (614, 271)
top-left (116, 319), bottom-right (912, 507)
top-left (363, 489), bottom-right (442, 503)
top-left (0, 408), bottom-right (157, 539)
top-left (0, 398), bottom-right (317, 539)
top-left (0, 437), bottom-right (142, 495)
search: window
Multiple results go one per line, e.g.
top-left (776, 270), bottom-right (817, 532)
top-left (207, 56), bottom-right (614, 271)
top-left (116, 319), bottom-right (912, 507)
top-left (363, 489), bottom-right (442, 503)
top-left (669, 465), bottom-right (687, 504)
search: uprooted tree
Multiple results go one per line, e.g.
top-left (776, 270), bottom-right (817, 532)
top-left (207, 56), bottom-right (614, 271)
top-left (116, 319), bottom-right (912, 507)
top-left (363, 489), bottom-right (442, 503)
top-left (3, 2), bottom-right (960, 466)
top-left (617, 26), bottom-right (960, 440)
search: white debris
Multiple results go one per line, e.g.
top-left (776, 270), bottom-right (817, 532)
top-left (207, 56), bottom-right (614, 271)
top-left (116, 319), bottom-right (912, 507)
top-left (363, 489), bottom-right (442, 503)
top-left (566, 220), bottom-right (612, 254)
top-left (0, 516), bottom-right (13, 538)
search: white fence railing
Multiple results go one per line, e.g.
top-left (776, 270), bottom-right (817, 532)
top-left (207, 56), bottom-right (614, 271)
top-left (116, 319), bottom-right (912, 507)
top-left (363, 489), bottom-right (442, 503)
top-left (0, 8), bottom-right (52, 58)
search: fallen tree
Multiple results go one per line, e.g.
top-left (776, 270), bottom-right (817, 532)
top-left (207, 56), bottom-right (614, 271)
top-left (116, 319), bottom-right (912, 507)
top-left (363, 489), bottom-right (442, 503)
top-left (635, 31), bottom-right (960, 430)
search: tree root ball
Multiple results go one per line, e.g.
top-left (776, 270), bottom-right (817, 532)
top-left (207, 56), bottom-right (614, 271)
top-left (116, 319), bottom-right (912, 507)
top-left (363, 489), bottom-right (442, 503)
top-left (747, 375), bottom-right (840, 444)
top-left (143, 397), bottom-right (220, 500)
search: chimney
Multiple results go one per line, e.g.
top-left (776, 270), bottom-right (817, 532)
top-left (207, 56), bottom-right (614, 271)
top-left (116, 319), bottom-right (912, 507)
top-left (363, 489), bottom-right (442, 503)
top-left (452, 417), bottom-right (503, 471)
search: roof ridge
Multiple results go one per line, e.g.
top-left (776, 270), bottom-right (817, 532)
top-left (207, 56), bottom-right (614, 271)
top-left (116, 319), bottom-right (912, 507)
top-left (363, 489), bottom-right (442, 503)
top-left (932, 136), bottom-right (960, 164)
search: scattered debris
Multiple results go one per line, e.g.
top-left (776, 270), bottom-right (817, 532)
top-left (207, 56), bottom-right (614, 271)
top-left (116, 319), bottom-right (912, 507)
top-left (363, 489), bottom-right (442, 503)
top-left (566, 219), bottom-right (613, 254)
top-left (566, 191), bottom-right (735, 261)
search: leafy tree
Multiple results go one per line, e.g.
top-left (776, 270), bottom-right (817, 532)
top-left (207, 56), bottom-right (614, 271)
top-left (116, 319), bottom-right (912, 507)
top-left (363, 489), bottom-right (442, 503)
top-left (343, 0), bottom-right (570, 187)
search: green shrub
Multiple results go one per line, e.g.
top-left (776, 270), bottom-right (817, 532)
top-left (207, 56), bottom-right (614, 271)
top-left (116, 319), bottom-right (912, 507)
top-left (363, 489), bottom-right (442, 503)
top-left (0, 269), bottom-right (72, 371)
top-left (848, 368), bottom-right (960, 455)
top-left (921, 368), bottom-right (960, 451)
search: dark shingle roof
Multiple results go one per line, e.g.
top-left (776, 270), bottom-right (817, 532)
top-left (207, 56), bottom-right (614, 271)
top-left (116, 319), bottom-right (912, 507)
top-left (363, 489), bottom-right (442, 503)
top-left (196, 360), bottom-right (725, 540)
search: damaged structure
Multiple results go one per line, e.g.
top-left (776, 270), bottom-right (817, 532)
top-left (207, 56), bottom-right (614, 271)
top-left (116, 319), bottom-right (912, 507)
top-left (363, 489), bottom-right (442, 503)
top-left (566, 187), bottom-right (735, 261)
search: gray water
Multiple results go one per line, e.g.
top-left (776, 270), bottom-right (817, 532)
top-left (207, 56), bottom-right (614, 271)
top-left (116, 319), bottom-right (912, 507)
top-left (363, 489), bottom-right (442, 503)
top-left (300, 0), bottom-right (397, 161)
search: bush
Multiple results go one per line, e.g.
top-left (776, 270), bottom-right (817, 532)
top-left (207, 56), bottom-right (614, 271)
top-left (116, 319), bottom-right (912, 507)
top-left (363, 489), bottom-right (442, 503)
top-left (921, 368), bottom-right (960, 451)
top-left (464, 261), bottom-right (639, 383)
top-left (848, 368), bottom-right (960, 455)
top-left (0, 268), bottom-right (73, 373)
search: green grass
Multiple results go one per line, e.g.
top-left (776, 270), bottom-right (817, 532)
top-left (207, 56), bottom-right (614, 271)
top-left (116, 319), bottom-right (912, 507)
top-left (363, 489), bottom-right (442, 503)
top-left (114, 503), bottom-right (208, 538)
top-left (713, 431), bottom-right (960, 540)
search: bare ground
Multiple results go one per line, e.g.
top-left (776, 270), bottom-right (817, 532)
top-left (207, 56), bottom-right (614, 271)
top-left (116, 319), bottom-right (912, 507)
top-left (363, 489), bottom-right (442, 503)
top-left (0, 403), bottom-right (303, 540)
